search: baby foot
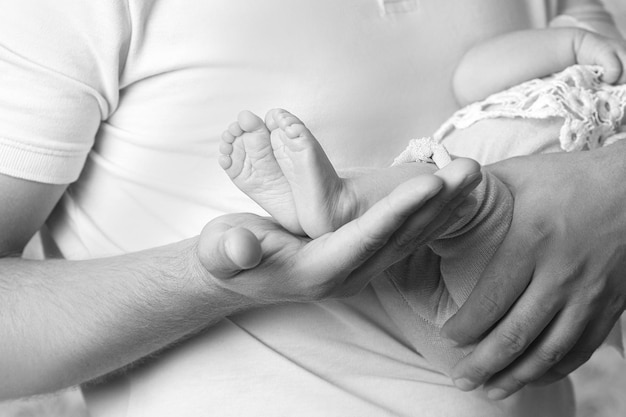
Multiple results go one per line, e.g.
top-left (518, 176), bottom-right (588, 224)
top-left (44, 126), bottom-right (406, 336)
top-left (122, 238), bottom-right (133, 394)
top-left (219, 110), bottom-right (303, 234)
top-left (265, 109), bottom-right (358, 238)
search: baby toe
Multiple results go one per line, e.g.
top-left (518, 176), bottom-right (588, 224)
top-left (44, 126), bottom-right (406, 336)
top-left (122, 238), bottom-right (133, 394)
top-left (221, 130), bottom-right (235, 144)
top-left (228, 121), bottom-right (244, 137)
top-left (238, 110), bottom-right (267, 133)
top-left (219, 141), bottom-right (234, 155)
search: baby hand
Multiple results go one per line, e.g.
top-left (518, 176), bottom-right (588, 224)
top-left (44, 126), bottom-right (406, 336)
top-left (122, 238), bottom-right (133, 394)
top-left (574, 29), bottom-right (626, 84)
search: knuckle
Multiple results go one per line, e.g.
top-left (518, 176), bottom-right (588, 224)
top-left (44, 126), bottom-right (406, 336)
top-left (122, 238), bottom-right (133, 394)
top-left (390, 229), bottom-right (419, 249)
top-left (465, 363), bottom-right (493, 382)
top-left (535, 344), bottom-right (567, 366)
top-left (477, 293), bottom-right (501, 322)
top-left (360, 236), bottom-right (383, 256)
top-left (350, 226), bottom-right (386, 263)
top-left (497, 328), bottom-right (528, 356)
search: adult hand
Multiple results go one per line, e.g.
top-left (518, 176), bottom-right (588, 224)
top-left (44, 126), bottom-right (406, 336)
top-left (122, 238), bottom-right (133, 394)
top-left (199, 160), bottom-right (481, 304)
top-left (441, 143), bottom-right (626, 400)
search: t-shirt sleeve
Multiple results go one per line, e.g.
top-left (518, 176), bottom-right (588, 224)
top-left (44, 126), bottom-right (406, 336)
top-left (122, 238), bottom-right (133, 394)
top-left (0, 1), bottom-right (131, 184)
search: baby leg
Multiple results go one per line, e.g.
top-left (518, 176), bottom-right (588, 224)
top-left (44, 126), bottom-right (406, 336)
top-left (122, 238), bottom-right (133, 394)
top-left (221, 109), bottom-right (482, 240)
top-left (264, 109), bottom-right (482, 239)
top-left (220, 109), bottom-right (358, 238)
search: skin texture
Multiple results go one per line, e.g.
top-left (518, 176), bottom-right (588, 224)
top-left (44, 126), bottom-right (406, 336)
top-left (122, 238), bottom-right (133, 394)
top-left (454, 28), bottom-right (626, 106)
top-left (0, 163), bottom-right (481, 399)
top-left (201, 167), bottom-right (483, 300)
top-left (3, 0), bottom-right (620, 403)
top-left (441, 140), bottom-right (626, 399)
top-left (219, 109), bottom-right (481, 240)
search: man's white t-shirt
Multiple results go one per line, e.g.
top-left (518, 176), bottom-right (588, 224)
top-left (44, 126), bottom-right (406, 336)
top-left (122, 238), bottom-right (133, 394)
top-left (1, 0), bottom-right (604, 415)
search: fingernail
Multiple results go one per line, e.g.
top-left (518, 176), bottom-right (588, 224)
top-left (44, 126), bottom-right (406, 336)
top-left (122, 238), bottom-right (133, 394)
top-left (453, 378), bottom-right (478, 391)
top-left (486, 388), bottom-right (509, 401)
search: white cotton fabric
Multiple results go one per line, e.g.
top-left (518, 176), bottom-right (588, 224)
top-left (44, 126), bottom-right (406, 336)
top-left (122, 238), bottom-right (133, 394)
top-left (0, 0), bottom-right (609, 416)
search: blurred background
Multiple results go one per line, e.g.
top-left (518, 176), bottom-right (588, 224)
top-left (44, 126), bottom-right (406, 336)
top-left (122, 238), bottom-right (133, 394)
top-left (1, 1), bottom-right (626, 416)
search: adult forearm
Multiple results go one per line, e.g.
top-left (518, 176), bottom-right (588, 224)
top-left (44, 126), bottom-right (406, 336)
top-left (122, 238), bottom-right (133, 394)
top-left (0, 237), bottom-right (252, 399)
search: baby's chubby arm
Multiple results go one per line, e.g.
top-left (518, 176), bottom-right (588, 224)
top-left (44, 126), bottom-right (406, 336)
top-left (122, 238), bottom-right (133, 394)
top-left (453, 28), bottom-right (626, 106)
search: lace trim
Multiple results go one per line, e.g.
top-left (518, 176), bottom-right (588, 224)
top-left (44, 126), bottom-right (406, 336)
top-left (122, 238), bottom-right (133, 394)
top-left (433, 65), bottom-right (626, 152)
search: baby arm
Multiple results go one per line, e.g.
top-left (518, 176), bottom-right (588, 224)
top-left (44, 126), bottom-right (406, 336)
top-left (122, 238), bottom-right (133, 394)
top-left (453, 28), bottom-right (626, 106)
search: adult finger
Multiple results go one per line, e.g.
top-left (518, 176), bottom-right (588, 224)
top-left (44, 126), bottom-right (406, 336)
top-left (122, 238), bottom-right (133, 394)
top-left (448, 271), bottom-right (563, 391)
top-left (300, 174), bottom-right (444, 290)
top-left (410, 158), bottom-right (482, 243)
top-left (420, 192), bottom-right (478, 244)
top-left (383, 157), bottom-right (481, 244)
top-left (481, 305), bottom-right (590, 399)
top-left (440, 218), bottom-right (536, 346)
top-left (535, 305), bottom-right (624, 386)
top-left (347, 186), bottom-right (476, 292)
